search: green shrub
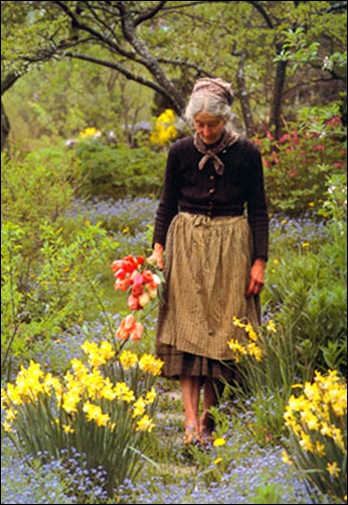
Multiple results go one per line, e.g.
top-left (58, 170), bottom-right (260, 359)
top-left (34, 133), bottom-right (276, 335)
top-left (1, 149), bottom-right (126, 378)
top-left (1, 149), bottom-right (82, 229)
top-left (264, 235), bottom-right (346, 379)
top-left (73, 140), bottom-right (166, 199)
top-left (1, 219), bottom-right (118, 378)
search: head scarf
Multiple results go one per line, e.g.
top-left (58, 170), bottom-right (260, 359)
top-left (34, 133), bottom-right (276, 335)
top-left (191, 77), bottom-right (234, 106)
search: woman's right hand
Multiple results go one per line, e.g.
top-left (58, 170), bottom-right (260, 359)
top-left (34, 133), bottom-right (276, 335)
top-left (147, 243), bottom-right (164, 270)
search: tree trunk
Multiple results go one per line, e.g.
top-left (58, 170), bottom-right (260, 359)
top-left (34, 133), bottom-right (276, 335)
top-left (270, 59), bottom-right (288, 138)
top-left (236, 51), bottom-right (255, 137)
top-left (1, 71), bottom-right (21, 152)
top-left (1, 100), bottom-right (11, 152)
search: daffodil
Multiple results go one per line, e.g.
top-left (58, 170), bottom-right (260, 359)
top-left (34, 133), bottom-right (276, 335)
top-left (114, 382), bottom-right (135, 403)
top-left (119, 350), bottom-right (138, 370)
top-left (135, 414), bottom-right (155, 432)
top-left (213, 437), bottom-right (226, 447)
top-left (83, 401), bottom-right (110, 426)
top-left (133, 397), bottom-right (146, 418)
top-left (327, 461), bottom-right (341, 478)
top-left (266, 320), bottom-right (277, 333)
top-left (139, 354), bottom-right (164, 376)
top-left (145, 387), bottom-right (157, 404)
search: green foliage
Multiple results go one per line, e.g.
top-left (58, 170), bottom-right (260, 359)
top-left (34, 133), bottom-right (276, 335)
top-left (3, 56), bottom-right (153, 147)
top-left (250, 483), bottom-right (284, 504)
top-left (275, 25), bottom-right (347, 74)
top-left (74, 139), bottom-right (166, 199)
top-left (264, 229), bottom-right (346, 378)
top-left (1, 149), bottom-right (81, 234)
top-left (1, 151), bottom-right (119, 377)
top-left (1, 218), bottom-right (117, 377)
top-left (318, 171), bottom-right (347, 231)
top-left (225, 322), bottom-right (294, 445)
top-left (3, 0), bottom-right (346, 148)
top-left (256, 105), bottom-right (347, 216)
top-left (225, 169), bottom-right (347, 445)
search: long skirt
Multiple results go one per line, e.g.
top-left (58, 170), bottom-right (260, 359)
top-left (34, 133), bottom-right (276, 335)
top-left (155, 212), bottom-right (260, 380)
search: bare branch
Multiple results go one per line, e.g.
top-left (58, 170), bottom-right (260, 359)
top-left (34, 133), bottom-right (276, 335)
top-left (134, 1), bottom-right (168, 26)
top-left (1, 71), bottom-right (21, 95)
top-left (326, 2), bottom-right (348, 13)
top-left (52, 1), bottom-right (138, 61)
top-left (65, 51), bottom-right (185, 114)
top-left (156, 57), bottom-right (210, 75)
top-left (245, 1), bottom-right (274, 29)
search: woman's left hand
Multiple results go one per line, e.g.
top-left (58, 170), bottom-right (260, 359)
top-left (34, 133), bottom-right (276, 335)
top-left (246, 258), bottom-right (266, 297)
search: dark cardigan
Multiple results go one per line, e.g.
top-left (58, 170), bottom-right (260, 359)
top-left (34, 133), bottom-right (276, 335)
top-left (153, 135), bottom-right (269, 261)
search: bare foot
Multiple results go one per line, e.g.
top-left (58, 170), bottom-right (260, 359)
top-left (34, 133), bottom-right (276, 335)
top-left (184, 421), bottom-right (202, 445)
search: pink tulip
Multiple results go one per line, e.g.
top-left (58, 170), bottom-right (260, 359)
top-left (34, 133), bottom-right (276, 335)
top-left (116, 314), bottom-right (136, 340)
top-left (127, 295), bottom-right (142, 311)
top-left (116, 314), bottom-right (143, 341)
top-left (130, 322), bottom-right (144, 341)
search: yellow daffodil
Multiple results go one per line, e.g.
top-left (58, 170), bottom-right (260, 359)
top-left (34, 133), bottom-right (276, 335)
top-left (62, 424), bottom-right (75, 434)
top-left (114, 382), bottom-right (135, 403)
top-left (119, 350), bottom-right (138, 370)
top-left (327, 461), bottom-right (341, 478)
top-left (213, 437), bottom-right (226, 447)
top-left (145, 387), bottom-right (157, 404)
top-left (135, 414), bottom-right (155, 432)
top-left (83, 401), bottom-right (110, 426)
top-left (150, 109), bottom-right (177, 146)
top-left (266, 320), bottom-right (277, 333)
top-left (139, 354), bottom-right (164, 376)
top-left (133, 397), bottom-right (146, 418)
top-left (282, 451), bottom-right (292, 464)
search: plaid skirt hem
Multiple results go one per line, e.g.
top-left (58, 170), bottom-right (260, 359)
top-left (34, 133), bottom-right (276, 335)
top-left (156, 342), bottom-right (235, 381)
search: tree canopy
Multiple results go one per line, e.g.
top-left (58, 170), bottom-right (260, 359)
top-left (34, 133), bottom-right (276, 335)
top-left (1, 1), bottom-right (347, 147)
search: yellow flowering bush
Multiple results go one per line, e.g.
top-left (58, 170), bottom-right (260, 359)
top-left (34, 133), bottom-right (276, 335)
top-left (1, 340), bottom-right (164, 498)
top-left (283, 370), bottom-right (347, 503)
top-left (78, 126), bottom-right (101, 139)
top-left (228, 316), bottom-right (263, 362)
top-left (150, 109), bottom-right (177, 146)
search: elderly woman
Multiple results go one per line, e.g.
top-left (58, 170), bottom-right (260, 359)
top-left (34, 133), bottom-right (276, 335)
top-left (148, 77), bottom-right (269, 444)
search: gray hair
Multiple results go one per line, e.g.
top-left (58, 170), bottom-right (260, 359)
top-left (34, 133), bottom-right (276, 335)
top-left (184, 93), bottom-right (234, 132)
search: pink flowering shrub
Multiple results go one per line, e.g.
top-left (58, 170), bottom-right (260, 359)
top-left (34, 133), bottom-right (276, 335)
top-left (255, 114), bottom-right (346, 216)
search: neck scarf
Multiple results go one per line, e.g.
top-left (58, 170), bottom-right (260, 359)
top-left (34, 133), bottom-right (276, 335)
top-left (194, 129), bottom-right (239, 175)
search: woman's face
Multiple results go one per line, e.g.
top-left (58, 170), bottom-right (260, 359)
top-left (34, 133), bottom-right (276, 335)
top-left (193, 112), bottom-right (225, 144)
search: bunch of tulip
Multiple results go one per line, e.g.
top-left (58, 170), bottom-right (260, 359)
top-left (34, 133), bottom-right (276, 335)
top-left (283, 370), bottom-right (347, 503)
top-left (1, 340), bottom-right (164, 498)
top-left (111, 254), bottom-right (162, 343)
top-left (228, 316), bottom-right (263, 362)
